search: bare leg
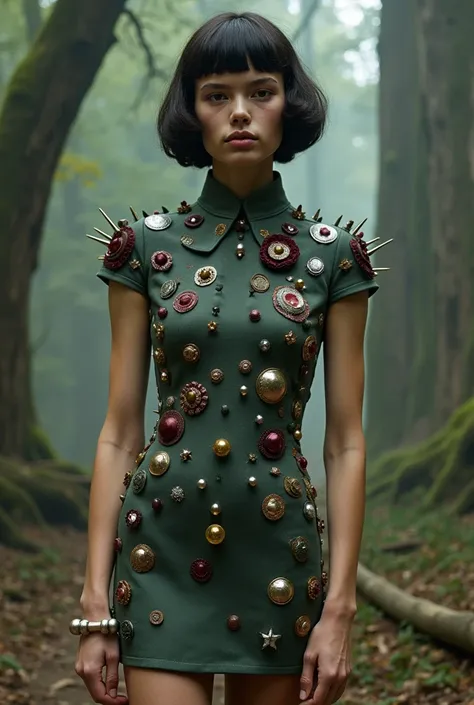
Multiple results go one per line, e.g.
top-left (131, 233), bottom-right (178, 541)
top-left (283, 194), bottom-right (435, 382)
top-left (124, 666), bottom-right (214, 705)
top-left (225, 673), bottom-right (302, 705)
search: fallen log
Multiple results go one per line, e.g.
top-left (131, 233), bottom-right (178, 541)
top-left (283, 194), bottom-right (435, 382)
top-left (356, 562), bottom-right (474, 654)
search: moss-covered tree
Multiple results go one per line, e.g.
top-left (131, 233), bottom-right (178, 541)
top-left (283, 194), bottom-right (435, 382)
top-left (366, 0), bottom-right (474, 456)
top-left (0, 0), bottom-right (127, 460)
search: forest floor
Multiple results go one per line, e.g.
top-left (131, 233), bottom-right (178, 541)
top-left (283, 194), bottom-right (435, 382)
top-left (0, 501), bottom-right (473, 705)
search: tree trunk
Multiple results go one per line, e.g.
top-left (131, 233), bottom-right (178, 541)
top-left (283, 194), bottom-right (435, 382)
top-left (0, 0), bottom-right (127, 458)
top-left (357, 562), bottom-right (474, 654)
top-left (366, 0), bottom-right (474, 457)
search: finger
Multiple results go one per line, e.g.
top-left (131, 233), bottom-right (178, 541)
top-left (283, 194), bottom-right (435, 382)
top-left (305, 672), bottom-right (332, 705)
top-left (299, 653), bottom-right (317, 701)
top-left (328, 679), bottom-right (348, 704)
top-left (105, 653), bottom-right (120, 698)
top-left (82, 670), bottom-right (108, 704)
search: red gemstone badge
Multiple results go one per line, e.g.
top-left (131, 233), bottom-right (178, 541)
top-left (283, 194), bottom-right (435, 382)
top-left (258, 429), bottom-right (286, 460)
top-left (157, 410), bottom-right (185, 446)
top-left (103, 226), bottom-right (135, 270)
top-left (151, 250), bottom-right (173, 272)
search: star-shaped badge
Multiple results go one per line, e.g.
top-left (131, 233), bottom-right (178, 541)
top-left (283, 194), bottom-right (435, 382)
top-left (180, 449), bottom-right (192, 462)
top-left (260, 627), bottom-right (281, 650)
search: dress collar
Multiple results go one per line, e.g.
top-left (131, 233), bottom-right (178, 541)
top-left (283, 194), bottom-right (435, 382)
top-left (197, 169), bottom-right (291, 220)
top-left (179, 170), bottom-right (293, 254)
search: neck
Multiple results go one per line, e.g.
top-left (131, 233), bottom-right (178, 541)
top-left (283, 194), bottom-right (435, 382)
top-left (211, 158), bottom-right (274, 200)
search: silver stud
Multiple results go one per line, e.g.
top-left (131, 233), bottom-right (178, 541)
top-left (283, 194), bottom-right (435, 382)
top-left (303, 502), bottom-right (316, 521)
top-left (259, 339), bottom-right (271, 352)
top-left (255, 414), bottom-right (264, 425)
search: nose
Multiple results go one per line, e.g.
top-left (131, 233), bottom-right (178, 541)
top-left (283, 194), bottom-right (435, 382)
top-left (230, 96), bottom-right (251, 126)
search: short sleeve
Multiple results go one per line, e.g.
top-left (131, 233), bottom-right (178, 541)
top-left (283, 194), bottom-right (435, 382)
top-left (328, 229), bottom-right (379, 304)
top-left (96, 218), bottom-right (147, 296)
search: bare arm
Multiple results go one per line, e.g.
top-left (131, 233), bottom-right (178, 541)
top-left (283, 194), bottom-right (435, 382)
top-left (322, 290), bottom-right (369, 617)
top-left (80, 281), bottom-right (150, 619)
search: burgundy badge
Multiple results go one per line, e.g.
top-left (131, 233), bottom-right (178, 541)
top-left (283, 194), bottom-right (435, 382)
top-left (349, 233), bottom-right (376, 279)
top-left (184, 213), bottom-right (204, 228)
top-left (180, 381), bottom-right (209, 416)
top-left (281, 222), bottom-right (299, 236)
top-left (125, 509), bottom-right (142, 529)
top-left (302, 335), bottom-right (318, 361)
top-left (260, 234), bottom-right (300, 271)
top-left (103, 226), bottom-right (135, 270)
top-left (272, 286), bottom-right (309, 323)
top-left (157, 410), bottom-right (185, 446)
top-left (173, 290), bottom-right (199, 314)
top-left (151, 250), bottom-right (173, 271)
top-left (258, 429), bottom-right (286, 460)
top-left (190, 558), bottom-right (213, 583)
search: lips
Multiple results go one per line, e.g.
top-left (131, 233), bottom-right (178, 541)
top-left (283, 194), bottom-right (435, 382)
top-left (225, 132), bottom-right (257, 142)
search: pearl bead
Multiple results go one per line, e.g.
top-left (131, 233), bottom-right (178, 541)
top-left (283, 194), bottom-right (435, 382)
top-left (248, 476), bottom-right (258, 487)
top-left (240, 385), bottom-right (248, 396)
top-left (210, 502), bottom-right (221, 516)
top-left (197, 479), bottom-right (207, 490)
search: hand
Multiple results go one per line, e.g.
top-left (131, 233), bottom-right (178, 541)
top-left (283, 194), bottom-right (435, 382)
top-left (75, 633), bottom-right (128, 705)
top-left (299, 609), bottom-right (354, 704)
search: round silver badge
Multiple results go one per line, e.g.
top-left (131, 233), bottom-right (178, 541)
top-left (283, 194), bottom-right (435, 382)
top-left (145, 213), bottom-right (172, 231)
top-left (306, 257), bottom-right (325, 277)
top-left (309, 223), bottom-right (338, 244)
top-left (160, 279), bottom-right (179, 299)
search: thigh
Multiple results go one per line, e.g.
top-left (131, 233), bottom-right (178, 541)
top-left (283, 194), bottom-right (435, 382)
top-left (124, 666), bottom-right (214, 705)
top-left (225, 673), bottom-right (301, 705)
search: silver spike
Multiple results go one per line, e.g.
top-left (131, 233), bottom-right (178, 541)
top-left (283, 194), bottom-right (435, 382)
top-left (99, 207), bottom-right (118, 232)
top-left (86, 234), bottom-right (110, 246)
top-left (352, 218), bottom-right (367, 236)
top-left (334, 215), bottom-right (343, 226)
top-left (93, 227), bottom-right (112, 241)
top-left (373, 267), bottom-right (390, 272)
top-left (98, 255), bottom-right (105, 261)
top-left (365, 237), bottom-right (380, 246)
top-left (367, 239), bottom-right (393, 256)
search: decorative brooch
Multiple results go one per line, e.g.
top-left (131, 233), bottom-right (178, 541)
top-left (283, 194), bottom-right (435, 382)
top-left (259, 234), bottom-right (300, 271)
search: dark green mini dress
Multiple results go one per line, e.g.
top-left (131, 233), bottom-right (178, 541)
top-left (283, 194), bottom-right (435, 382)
top-left (93, 170), bottom-right (379, 674)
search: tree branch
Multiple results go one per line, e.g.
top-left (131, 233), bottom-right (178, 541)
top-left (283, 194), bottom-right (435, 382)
top-left (122, 8), bottom-right (168, 82)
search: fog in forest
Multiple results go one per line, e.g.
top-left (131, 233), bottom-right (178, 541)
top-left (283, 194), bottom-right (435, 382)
top-left (22, 0), bottom-right (380, 473)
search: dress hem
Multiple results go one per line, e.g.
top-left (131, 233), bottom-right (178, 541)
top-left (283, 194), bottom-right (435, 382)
top-left (121, 655), bottom-right (302, 675)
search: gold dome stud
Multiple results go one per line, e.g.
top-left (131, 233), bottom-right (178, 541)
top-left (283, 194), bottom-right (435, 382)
top-left (274, 244), bottom-right (284, 255)
top-left (295, 615), bottom-right (312, 637)
top-left (149, 451), bottom-right (170, 477)
top-left (240, 385), bottom-right (248, 397)
top-left (205, 523), bottom-right (226, 545)
top-left (248, 476), bottom-right (258, 487)
top-left (197, 478), bottom-right (207, 490)
top-left (213, 438), bottom-right (231, 457)
top-left (295, 279), bottom-right (305, 291)
top-left (267, 577), bottom-right (295, 605)
top-left (130, 544), bottom-right (156, 573)
top-left (210, 502), bottom-right (221, 516)
top-left (293, 428), bottom-right (302, 441)
top-left (255, 368), bottom-right (287, 405)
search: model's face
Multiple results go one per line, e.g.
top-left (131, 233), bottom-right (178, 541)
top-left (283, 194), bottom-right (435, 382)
top-left (194, 64), bottom-right (285, 167)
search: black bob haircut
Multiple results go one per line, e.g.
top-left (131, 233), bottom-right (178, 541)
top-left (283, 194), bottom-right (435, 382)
top-left (158, 12), bottom-right (328, 168)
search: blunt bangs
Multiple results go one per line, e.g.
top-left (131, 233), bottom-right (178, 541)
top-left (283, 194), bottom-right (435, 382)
top-left (158, 12), bottom-right (328, 168)
top-left (182, 15), bottom-right (291, 82)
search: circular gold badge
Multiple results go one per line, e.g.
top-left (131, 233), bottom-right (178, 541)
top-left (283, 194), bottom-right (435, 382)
top-left (183, 343), bottom-right (200, 363)
top-left (205, 524), bottom-right (226, 545)
top-left (255, 368), bottom-right (287, 405)
top-left (295, 615), bottom-right (312, 637)
top-left (149, 610), bottom-right (164, 626)
top-left (149, 451), bottom-right (170, 477)
top-left (307, 576), bottom-right (322, 600)
top-left (261, 493), bottom-right (285, 521)
top-left (267, 577), bottom-right (295, 605)
top-left (130, 544), bottom-right (156, 573)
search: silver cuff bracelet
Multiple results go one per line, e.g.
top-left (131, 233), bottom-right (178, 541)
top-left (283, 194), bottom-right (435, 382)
top-left (69, 618), bottom-right (119, 636)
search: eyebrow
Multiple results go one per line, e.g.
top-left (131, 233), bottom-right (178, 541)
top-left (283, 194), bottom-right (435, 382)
top-left (199, 76), bottom-right (280, 91)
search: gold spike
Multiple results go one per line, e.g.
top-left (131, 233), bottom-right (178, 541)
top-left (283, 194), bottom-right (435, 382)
top-left (367, 239), bottom-right (394, 256)
top-left (334, 215), bottom-right (343, 226)
top-left (130, 206), bottom-right (139, 222)
top-left (352, 218), bottom-right (367, 236)
top-left (93, 226), bottom-right (112, 241)
top-left (313, 208), bottom-right (321, 221)
top-left (86, 233), bottom-right (110, 245)
top-left (99, 207), bottom-right (118, 232)
top-left (365, 237), bottom-right (380, 246)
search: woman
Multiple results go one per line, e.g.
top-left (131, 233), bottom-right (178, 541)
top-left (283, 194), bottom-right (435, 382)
top-left (73, 11), bottom-right (389, 705)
